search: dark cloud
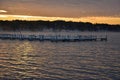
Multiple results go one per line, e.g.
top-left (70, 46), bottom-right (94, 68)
top-left (0, 0), bottom-right (120, 17)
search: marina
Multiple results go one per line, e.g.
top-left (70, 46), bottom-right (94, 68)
top-left (0, 33), bottom-right (107, 42)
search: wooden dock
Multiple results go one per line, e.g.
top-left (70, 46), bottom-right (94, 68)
top-left (0, 34), bottom-right (107, 42)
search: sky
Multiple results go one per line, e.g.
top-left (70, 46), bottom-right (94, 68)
top-left (0, 0), bottom-right (120, 24)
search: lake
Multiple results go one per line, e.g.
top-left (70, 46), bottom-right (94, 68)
top-left (0, 31), bottom-right (120, 80)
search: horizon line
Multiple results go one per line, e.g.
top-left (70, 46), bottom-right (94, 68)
top-left (0, 14), bottom-right (120, 25)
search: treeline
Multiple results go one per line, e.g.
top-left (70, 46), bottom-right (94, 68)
top-left (0, 20), bottom-right (120, 31)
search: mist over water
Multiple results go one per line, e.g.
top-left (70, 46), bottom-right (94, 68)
top-left (0, 31), bottom-right (120, 80)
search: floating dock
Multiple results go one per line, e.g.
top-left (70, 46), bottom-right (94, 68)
top-left (0, 34), bottom-right (107, 42)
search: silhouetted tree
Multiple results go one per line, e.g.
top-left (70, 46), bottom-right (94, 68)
top-left (0, 20), bottom-right (120, 31)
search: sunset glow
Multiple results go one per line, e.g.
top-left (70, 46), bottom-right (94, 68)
top-left (0, 0), bottom-right (120, 25)
top-left (0, 14), bottom-right (120, 24)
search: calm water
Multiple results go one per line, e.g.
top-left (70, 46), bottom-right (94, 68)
top-left (0, 32), bottom-right (120, 80)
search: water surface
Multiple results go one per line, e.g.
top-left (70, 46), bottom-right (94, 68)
top-left (0, 32), bottom-right (120, 80)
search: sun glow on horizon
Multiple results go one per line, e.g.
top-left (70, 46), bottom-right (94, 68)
top-left (0, 14), bottom-right (120, 25)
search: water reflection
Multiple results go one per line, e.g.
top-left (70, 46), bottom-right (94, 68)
top-left (0, 32), bottom-right (120, 80)
top-left (14, 42), bottom-right (34, 64)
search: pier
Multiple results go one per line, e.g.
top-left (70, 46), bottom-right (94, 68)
top-left (0, 34), bottom-right (107, 42)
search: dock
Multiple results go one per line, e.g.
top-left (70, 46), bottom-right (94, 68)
top-left (0, 34), bottom-right (107, 42)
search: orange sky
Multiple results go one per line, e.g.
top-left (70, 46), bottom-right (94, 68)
top-left (0, 14), bottom-right (120, 25)
top-left (0, 0), bottom-right (120, 24)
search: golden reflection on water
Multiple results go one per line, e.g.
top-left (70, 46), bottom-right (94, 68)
top-left (10, 42), bottom-right (55, 79)
top-left (16, 42), bottom-right (33, 54)
top-left (7, 42), bottom-right (36, 79)
top-left (14, 42), bottom-right (34, 64)
top-left (0, 34), bottom-right (120, 80)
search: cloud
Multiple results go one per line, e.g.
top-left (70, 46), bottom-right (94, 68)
top-left (0, 10), bottom-right (7, 13)
top-left (0, 0), bottom-right (120, 17)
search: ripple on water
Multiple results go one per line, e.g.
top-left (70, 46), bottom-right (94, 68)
top-left (0, 32), bottom-right (120, 80)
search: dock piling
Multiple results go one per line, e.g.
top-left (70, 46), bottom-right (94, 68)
top-left (0, 34), bottom-right (107, 42)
